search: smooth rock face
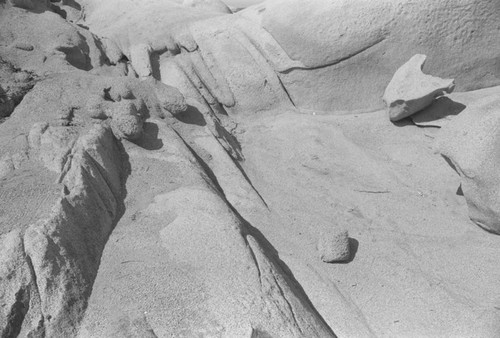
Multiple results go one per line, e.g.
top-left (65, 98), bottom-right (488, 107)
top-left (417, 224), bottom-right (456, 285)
top-left (76, 0), bottom-right (500, 115)
top-left (383, 54), bottom-right (455, 121)
top-left (438, 96), bottom-right (500, 234)
top-left (2, 0), bottom-right (500, 336)
top-left (318, 229), bottom-right (351, 263)
top-left (261, 0), bottom-right (500, 111)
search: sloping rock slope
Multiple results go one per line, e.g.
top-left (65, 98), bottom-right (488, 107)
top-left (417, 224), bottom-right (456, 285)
top-left (0, 0), bottom-right (500, 337)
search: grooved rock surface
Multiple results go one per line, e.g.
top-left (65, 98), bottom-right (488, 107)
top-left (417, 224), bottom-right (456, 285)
top-left (1, 0), bottom-right (500, 337)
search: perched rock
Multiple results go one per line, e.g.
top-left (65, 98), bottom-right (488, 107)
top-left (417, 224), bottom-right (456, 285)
top-left (262, 0), bottom-right (500, 111)
top-left (151, 79), bottom-right (188, 116)
top-left (383, 54), bottom-right (455, 121)
top-left (109, 101), bottom-right (144, 140)
top-left (318, 229), bottom-right (351, 263)
top-left (438, 96), bottom-right (500, 234)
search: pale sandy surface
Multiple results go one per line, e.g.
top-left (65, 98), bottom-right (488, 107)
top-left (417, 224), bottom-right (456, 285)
top-left (232, 88), bottom-right (500, 336)
top-left (1, 0), bottom-right (500, 336)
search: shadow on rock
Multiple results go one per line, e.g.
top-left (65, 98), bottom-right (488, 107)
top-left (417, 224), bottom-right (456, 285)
top-left (337, 238), bottom-right (358, 265)
top-left (174, 105), bottom-right (206, 126)
top-left (411, 97), bottom-right (466, 126)
top-left (134, 122), bottom-right (164, 150)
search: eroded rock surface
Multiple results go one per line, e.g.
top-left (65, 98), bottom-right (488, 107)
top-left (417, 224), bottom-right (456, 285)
top-left (1, 0), bottom-right (500, 336)
top-left (438, 96), bottom-right (500, 234)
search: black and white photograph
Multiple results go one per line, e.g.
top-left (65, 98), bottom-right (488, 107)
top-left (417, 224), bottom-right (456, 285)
top-left (0, 0), bottom-right (499, 336)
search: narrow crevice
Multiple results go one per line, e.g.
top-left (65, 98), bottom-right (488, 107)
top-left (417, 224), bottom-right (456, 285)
top-left (271, 272), bottom-right (303, 335)
top-left (275, 73), bottom-right (295, 107)
top-left (24, 254), bottom-right (46, 338)
top-left (212, 134), bottom-right (269, 209)
top-left (245, 237), bottom-right (263, 288)
top-left (0, 58), bottom-right (38, 121)
top-left (172, 129), bottom-right (227, 200)
top-left (1, 288), bottom-right (30, 338)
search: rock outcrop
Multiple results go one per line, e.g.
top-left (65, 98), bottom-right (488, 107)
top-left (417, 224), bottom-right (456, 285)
top-left (438, 96), bottom-right (500, 234)
top-left (79, 0), bottom-right (500, 115)
top-left (2, 0), bottom-right (500, 336)
top-left (0, 6), bottom-right (110, 76)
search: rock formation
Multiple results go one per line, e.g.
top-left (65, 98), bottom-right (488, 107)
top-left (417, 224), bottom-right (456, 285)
top-left (438, 96), bottom-right (500, 234)
top-left (1, 0), bottom-right (500, 336)
top-left (383, 54), bottom-right (455, 122)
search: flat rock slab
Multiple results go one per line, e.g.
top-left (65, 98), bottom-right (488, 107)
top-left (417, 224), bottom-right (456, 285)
top-left (384, 54), bottom-right (455, 122)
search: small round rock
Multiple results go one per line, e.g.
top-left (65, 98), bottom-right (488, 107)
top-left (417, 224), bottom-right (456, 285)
top-left (318, 229), bottom-right (351, 263)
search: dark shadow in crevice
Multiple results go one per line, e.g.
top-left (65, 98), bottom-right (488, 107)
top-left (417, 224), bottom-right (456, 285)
top-left (49, 0), bottom-right (81, 17)
top-left (172, 129), bottom-right (226, 196)
top-left (411, 97), bottom-right (466, 127)
top-left (441, 154), bottom-right (459, 175)
top-left (103, 87), bottom-right (113, 102)
top-left (150, 52), bottom-right (161, 82)
top-left (392, 97), bottom-right (467, 128)
top-left (56, 37), bottom-right (91, 71)
top-left (391, 117), bottom-right (414, 128)
top-left (214, 121), bottom-right (243, 160)
top-left (175, 102), bottom-right (268, 207)
top-left (133, 122), bottom-right (163, 151)
top-left (74, 133), bottom-right (131, 334)
top-left (92, 34), bottom-right (111, 66)
top-left (0, 85), bottom-right (13, 118)
top-left (49, 4), bottom-right (67, 18)
top-left (221, 142), bottom-right (269, 208)
top-left (62, 0), bottom-right (81, 10)
top-left (174, 105), bottom-right (206, 127)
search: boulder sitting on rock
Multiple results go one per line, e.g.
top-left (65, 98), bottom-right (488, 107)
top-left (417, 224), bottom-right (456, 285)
top-left (383, 54), bottom-right (455, 122)
top-left (318, 229), bottom-right (351, 263)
